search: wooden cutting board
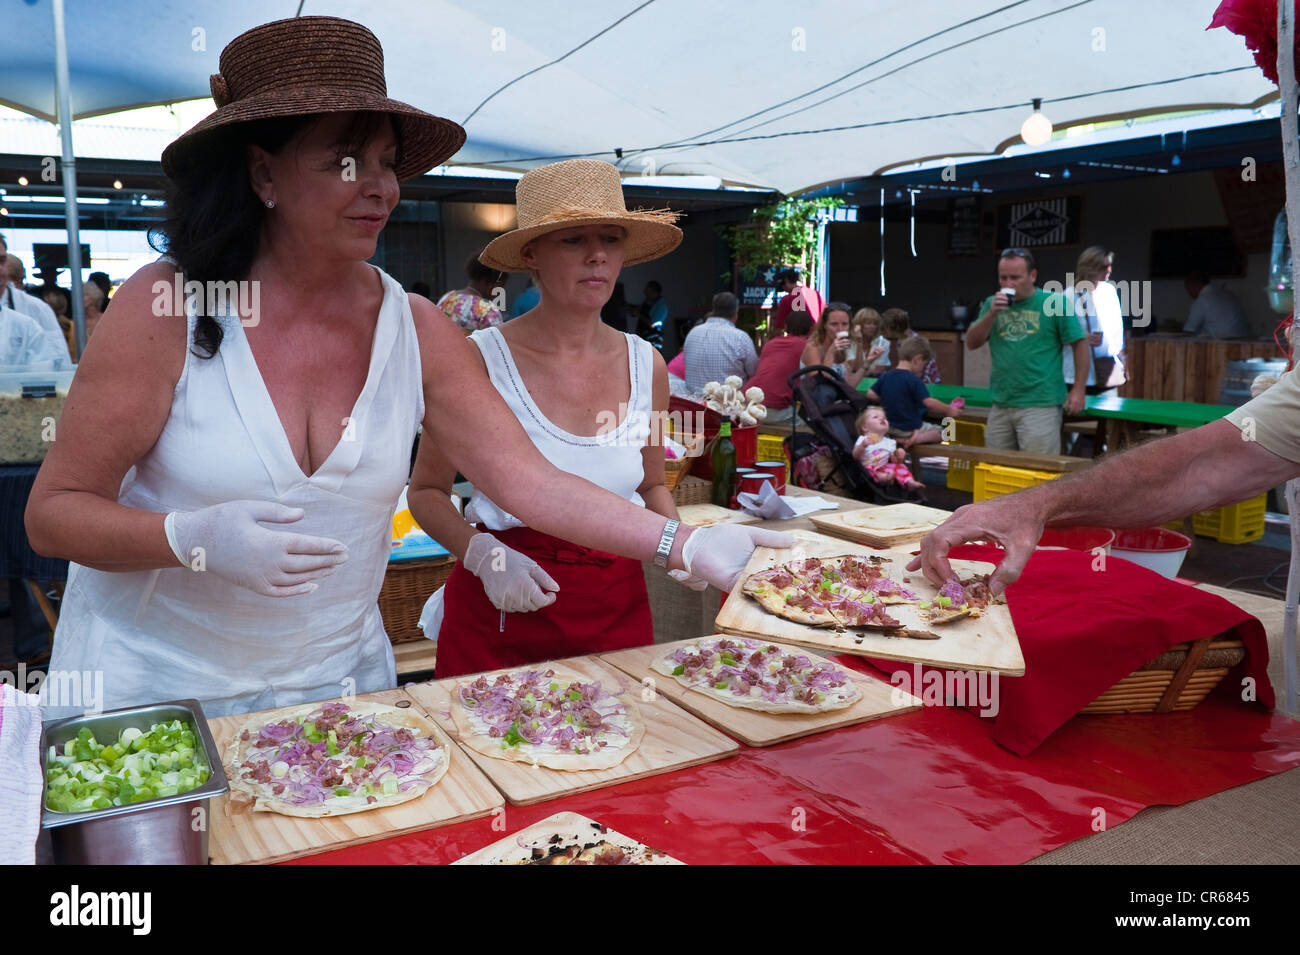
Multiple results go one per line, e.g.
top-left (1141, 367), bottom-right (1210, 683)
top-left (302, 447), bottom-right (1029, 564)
top-left (808, 503), bottom-right (951, 547)
top-left (452, 811), bottom-right (684, 864)
top-left (675, 503), bottom-right (759, 527)
top-left (405, 655), bottom-right (739, 806)
top-left (713, 533), bottom-right (1025, 676)
top-left (602, 638), bottom-right (923, 747)
top-left (208, 688), bottom-right (504, 865)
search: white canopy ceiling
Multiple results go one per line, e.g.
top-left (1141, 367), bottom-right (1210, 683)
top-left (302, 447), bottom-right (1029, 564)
top-left (0, 0), bottom-right (1278, 193)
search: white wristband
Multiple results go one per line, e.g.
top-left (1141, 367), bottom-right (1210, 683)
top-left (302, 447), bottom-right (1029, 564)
top-left (163, 512), bottom-right (189, 568)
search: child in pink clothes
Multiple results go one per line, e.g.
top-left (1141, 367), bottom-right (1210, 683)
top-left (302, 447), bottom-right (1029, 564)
top-left (853, 406), bottom-right (924, 490)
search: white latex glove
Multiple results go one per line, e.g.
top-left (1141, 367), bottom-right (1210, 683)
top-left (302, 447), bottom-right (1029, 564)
top-left (667, 568), bottom-right (710, 592)
top-left (680, 524), bottom-right (795, 592)
top-left (464, 532), bottom-right (559, 613)
top-left (167, 500), bottom-right (348, 597)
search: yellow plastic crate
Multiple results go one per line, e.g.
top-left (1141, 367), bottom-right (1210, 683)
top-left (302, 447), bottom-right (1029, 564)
top-left (973, 462), bottom-right (1062, 502)
top-left (756, 433), bottom-right (786, 463)
top-left (947, 457), bottom-right (974, 491)
top-left (1191, 494), bottom-right (1267, 545)
top-left (953, 419), bottom-right (986, 447)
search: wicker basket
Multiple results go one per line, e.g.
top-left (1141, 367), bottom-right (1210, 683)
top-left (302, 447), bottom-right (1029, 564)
top-left (672, 475), bottom-right (713, 507)
top-left (1081, 637), bottom-right (1246, 714)
top-left (664, 435), bottom-right (703, 491)
top-left (379, 556), bottom-right (457, 645)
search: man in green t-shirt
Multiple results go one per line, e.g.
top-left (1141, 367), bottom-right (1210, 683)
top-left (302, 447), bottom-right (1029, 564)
top-left (966, 248), bottom-right (1089, 453)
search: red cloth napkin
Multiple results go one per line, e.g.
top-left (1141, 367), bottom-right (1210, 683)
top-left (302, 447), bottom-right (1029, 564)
top-left (871, 544), bottom-right (1274, 756)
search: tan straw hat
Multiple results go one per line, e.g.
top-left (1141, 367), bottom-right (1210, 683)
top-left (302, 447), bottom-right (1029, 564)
top-left (161, 16), bottom-right (465, 181)
top-left (479, 159), bottom-right (683, 272)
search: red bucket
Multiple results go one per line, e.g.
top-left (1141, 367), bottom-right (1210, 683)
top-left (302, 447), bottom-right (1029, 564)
top-left (691, 424), bottom-right (758, 480)
top-left (1110, 527), bottom-right (1193, 578)
top-left (1037, 526), bottom-right (1116, 553)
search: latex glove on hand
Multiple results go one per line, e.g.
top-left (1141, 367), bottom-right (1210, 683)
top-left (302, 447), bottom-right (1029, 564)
top-left (680, 524), bottom-right (795, 593)
top-left (167, 500), bottom-right (349, 597)
top-left (667, 568), bottom-right (710, 591)
top-left (464, 532), bottom-right (559, 613)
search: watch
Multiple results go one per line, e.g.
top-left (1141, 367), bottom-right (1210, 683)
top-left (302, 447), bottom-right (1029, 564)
top-left (654, 519), bottom-right (680, 568)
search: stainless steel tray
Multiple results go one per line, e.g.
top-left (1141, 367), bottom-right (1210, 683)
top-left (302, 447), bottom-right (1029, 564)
top-left (40, 699), bottom-right (229, 864)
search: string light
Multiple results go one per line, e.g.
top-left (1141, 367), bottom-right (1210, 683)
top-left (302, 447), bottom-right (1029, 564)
top-left (1021, 98), bottom-right (1052, 146)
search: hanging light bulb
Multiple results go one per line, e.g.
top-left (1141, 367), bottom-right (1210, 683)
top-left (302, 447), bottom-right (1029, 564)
top-left (1021, 98), bottom-right (1052, 146)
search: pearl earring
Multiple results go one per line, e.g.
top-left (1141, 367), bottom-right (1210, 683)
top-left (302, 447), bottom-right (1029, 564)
top-left (265, 199), bottom-right (275, 209)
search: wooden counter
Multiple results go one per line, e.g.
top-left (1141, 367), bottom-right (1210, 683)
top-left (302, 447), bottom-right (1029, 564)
top-left (1122, 336), bottom-right (1280, 404)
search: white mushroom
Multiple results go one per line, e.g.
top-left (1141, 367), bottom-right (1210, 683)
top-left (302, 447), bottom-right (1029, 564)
top-left (749, 403), bottom-right (768, 421)
top-left (745, 386), bottom-right (765, 404)
top-left (705, 399), bottom-right (724, 414)
top-left (725, 375), bottom-right (744, 389)
top-left (703, 381), bottom-right (721, 399)
top-left (738, 410), bottom-right (757, 427)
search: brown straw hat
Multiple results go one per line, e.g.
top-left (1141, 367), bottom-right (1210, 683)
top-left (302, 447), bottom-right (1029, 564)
top-left (161, 16), bottom-right (465, 181)
top-left (479, 159), bottom-right (683, 272)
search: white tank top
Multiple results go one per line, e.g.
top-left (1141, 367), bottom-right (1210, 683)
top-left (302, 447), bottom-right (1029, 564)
top-left (464, 326), bottom-right (652, 530)
top-left (48, 265), bottom-right (423, 718)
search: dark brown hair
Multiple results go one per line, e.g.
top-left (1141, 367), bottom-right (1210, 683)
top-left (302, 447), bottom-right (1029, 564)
top-left (150, 112), bottom-right (401, 358)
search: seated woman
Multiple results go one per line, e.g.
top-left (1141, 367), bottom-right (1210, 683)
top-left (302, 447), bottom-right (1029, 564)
top-left (853, 306), bottom-right (890, 376)
top-left (801, 301), bottom-right (869, 389)
top-left (412, 160), bottom-right (787, 678)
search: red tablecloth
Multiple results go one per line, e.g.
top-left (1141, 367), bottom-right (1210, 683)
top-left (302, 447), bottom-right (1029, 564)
top-left (290, 684), bottom-right (1300, 865)
top-left (875, 544), bottom-right (1275, 755)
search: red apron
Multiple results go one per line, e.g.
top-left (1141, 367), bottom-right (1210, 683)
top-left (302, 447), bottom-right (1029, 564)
top-left (433, 526), bottom-right (653, 679)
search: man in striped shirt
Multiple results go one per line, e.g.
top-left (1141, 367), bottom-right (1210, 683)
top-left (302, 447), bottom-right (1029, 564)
top-left (683, 292), bottom-right (758, 395)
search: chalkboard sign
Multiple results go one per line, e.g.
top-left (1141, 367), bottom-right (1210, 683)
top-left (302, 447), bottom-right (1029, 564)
top-left (996, 195), bottom-right (1082, 248)
top-left (1149, 227), bottom-right (1245, 278)
top-left (948, 197), bottom-right (981, 256)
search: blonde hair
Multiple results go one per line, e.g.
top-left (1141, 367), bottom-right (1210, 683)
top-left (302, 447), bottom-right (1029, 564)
top-left (856, 405), bottom-right (886, 434)
top-left (1076, 246), bottom-right (1113, 285)
top-left (852, 306), bottom-right (882, 344)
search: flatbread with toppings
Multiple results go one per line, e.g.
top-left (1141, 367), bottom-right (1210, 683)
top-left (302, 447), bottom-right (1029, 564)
top-left (453, 813), bottom-right (681, 865)
top-left (651, 637), bottom-right (862, 713)
top-left (920, 574), bottom-right (1001, 626)
top-left (452, 667), bottom-right (644, 771)
top-left (224, 700), bottom-right (450, 818)
top-left (743, 555), bottom-right (917, 632)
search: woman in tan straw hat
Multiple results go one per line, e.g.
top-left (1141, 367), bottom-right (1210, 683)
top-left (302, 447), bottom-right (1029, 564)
top-left (26, 18), bottom-right (789, 717)
top-left (408, 159), bottom-right (778, 677)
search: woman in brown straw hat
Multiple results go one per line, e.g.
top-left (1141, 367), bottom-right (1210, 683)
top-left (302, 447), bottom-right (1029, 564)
top-left (26, 17), bottom-right (788, 718)
top-left (411, 159), bottom-right (761, 678)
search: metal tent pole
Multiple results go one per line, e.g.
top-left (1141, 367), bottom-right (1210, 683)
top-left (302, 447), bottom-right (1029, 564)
top-left (52, 0), bottom-right (85, 357)
top-left (1278, 0), bottom-right (1299, 716)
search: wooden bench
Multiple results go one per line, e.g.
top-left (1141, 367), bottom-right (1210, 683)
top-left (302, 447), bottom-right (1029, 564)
top-left (921, 443), bottom-right (1093, 473)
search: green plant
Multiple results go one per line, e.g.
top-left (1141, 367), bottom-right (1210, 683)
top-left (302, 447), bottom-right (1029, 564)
top-left (718, 196), bottom-right (844, 288)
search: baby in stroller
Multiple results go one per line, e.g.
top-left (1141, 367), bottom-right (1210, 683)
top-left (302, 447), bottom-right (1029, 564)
top-left (852, 407), bottom-right (924, 491)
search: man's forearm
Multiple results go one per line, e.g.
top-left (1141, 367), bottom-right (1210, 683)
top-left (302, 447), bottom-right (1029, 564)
top-left (965, 312), bottom-right (994, 350)
top-left (1022, 420), bottom-right (1297, 528)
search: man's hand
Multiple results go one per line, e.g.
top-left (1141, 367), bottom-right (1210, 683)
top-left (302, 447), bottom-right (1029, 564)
top-left (906, 496), bottom-right (1045, 596)
top-left (1064, 386), bottom-right (1087, 415)
top-left (1087, 331), bottom-right (1103, 348)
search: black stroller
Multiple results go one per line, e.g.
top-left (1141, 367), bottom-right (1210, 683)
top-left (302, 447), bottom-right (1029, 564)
top-left (785, 365), bottom-right (923, 504)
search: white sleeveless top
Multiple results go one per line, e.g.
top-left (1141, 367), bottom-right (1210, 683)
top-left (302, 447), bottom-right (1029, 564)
top-left (464, 326), bottom-right (652, 529)
top-left (48, 265), bottom-right (423, 718)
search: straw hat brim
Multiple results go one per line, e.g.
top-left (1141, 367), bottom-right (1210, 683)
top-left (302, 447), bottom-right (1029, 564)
top-left (480, 214), bottom-right (683, 272)
top-left (161, 87), bottom-right (465, 182)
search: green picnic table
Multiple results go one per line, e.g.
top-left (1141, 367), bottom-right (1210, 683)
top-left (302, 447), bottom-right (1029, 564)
top-left (1082, 395), bottom-right (1235, 452)
top-left (859, 377), bottom-right (1234, 451)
